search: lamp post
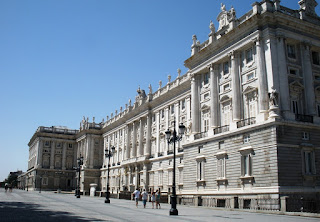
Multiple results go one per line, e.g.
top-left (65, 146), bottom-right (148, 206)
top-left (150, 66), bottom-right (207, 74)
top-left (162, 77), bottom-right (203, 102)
top-left (76, 155), bottom-right (84, 198)
top-left (39, 177), bottom-right (42, 193)
top-left (165, 120), bottom-right (186, 216)
top-left (105, 146), bottom-right (115, 203)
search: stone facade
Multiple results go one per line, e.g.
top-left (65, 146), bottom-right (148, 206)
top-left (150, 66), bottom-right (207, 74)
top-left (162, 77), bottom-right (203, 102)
top-left (24, 0), bottom-right (320, 211)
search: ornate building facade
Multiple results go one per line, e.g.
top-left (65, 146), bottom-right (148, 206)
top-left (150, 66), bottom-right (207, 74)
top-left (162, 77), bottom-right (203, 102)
top-left (24, 0), bottom-right (320, 211)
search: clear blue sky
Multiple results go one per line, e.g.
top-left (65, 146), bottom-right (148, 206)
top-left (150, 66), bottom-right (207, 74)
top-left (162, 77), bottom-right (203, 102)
top-left (0, 0), bottom-right (318, 181)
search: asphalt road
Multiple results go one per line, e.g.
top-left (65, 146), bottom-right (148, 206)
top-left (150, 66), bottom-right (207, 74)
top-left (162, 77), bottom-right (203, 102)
top-left (0, 188), bottom-right (318, 222)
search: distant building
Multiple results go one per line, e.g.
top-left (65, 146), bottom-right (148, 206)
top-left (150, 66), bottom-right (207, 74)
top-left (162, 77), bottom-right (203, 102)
top-left (24, 0), bottom-right (320, 212)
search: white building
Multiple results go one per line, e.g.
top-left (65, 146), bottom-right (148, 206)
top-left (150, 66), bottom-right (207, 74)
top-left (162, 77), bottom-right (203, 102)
top-left (26, 0), bottom-right (320, 212)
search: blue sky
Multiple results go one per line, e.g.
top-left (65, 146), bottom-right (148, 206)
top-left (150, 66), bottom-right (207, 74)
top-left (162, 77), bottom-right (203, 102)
top-left (0, 0), bottom-right (319, 181)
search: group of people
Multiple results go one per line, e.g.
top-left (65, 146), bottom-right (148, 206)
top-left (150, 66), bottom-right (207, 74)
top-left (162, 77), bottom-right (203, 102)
top-left (133, 188), bottom-right (161, 209)
top-left (4, 183), bottom-right (13, 192)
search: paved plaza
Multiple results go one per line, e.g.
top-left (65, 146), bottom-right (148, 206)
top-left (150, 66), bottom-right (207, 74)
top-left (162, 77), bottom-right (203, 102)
top-left (0, 188), bottom-right (318, 222)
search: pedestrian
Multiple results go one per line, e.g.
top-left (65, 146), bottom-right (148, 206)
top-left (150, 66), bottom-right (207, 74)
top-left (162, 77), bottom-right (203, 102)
top-left (4, 183), bottom-right (8, 192)
top-left (151, 191), bottom-right (156, 209)
top-left (141, 189), bottom-right (148, 208)
top-left (155, 190), bottom-right (161, 209)
top-left (133, 188), bottom-right (140, 208)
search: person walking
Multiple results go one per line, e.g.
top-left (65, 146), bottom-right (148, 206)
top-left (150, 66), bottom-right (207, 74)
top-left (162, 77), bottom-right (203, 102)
top-left (141, 189), bottom-right (148, 208)
top-left (155, 190), bottom-right (161, 209)
top-left (133, 188), bottom-right (141, 208)
top-left (151, 191), bottom-right (156, 209)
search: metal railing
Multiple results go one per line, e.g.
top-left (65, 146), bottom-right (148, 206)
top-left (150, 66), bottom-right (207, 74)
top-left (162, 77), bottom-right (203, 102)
top-left (295, 114), bottom-right (313, 123)
top-left (213, 125), bottom-right (229, 135)
top-left (236, 117), bottom-right (256, 128)
top-left (286, 196), bottom-right (319, 213)
top-left (194, 131), bottom-right (208, 140)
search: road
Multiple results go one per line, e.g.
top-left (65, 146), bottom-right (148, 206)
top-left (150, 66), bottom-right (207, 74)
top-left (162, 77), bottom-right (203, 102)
top-left (0, 188), bottom-right (318, 222)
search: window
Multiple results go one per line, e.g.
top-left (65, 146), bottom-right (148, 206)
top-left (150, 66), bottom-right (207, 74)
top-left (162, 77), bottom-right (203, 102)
top-left (247, 73), bottom-right (254, 81)
top-left (302, 132), bottom-right (309, 141)
top-left (42, 177), bottom-right (48, 185)
top-left (317, 105), bottom-right (320, 117)
top-left (241, 153), bottom-right (252, 177)
top-left (292, 100), bottom-right (299, 114)
top-left (223, 83), bottom-right (230, 92)
top-left (149, 172), bottom-right (154, 186)
top-left (219, 141), bottom-right (225, 150)
top-left (161, 109), bottom-right (164, 119)
top-left (222, 102), bottom-right (231, 126)
top-left (303, 150), bottom-right (316, 175)
top-left (158, 171), bottom-right (163, 186)
top-left (204, 119), bottom-right (209, 132)
top-left (289, 68), bottom-right (297, 76)
top-left (171, 105), bottom-right (175, 115)
top-left (204, 93), bottom-right (209, 100)
top-left (223, 61), bottom-right (229, 75)
top-left (44, 141), bottom-right (50, 147)
top-left (181, 99), bottom-right (186, 110)
top-left (56, 143), bottom-right (61, 148)
top-left (68, 143), bottom-right (73, 148)
top-left (312, 51), bottom-right (320, 65)
top-left (197, 160), bottom-right (205, 181)
top-left (243, 135), bottom-right (250, 143)
top-left (54, 178), bottom-right (60, 187)
top-left (204, 73), bottom-right (209, 85)
top-left (178, 168), bottom-right (183, 184)
top-left (168, 170), bottom-right (173, 185)
top-left (217, 157), bottom-right (226, 179)
top-left (287, 44), bottom-right (296, 59)
top-left (246, 48), bottom-right (253, 63)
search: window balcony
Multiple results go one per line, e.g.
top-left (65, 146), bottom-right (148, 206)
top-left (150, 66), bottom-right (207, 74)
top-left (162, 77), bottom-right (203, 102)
top-left (194, 131), bottom-right (208, 140)
top-left (237, 117), bottom-right (256, 128)
top-left (213, 125), bottom-right (229, 135)
top-left (295, 114), bottom-right (313, 123)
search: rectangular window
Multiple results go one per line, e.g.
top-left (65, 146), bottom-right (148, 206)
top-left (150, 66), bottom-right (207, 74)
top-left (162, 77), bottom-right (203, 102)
top-left (56, 143), bottom-right (61, 148)
top-left (241, 154), bottom-right (252, 177)
top-left (223, 103), bottom-right (231, 126)
top-left (54, 178), bottom-right (60, 187)
top-left (204, 119), bottom-right (209, 132)
top-left (44, 141), bottom-right (50, 147)
top-left (287, 44), bottom-right (296, 59)
top-left (223, 84), bottom-right (230, 92)
top-left (302, 132), bottom-right (309, 140)
top-left (317, 105), bottom-right (320, 117)
top-left (217, 157), bottom-right (226, 179)
top-left (312, 51), bottom-right (320, 65)
top-left (68, 143), bottom-right (73, 148)
top-left (303, 150), bottom-right (316, 175)
top-left (161, 110), bottom-right (164, 119)
top-left (247, 73), bottom-right (254, 81)
top-left (292, 100), bottom-right (299, 114)
top-left (42, 177), bottom-right (48, 185)
top-left (246, 48), bottom-right (253, 63)
top-left (197, 161), bottom-right (205, 181)
top-left (158, 171), bottom-right (163, 186)
top-left (219, 141), bottom-right (225, 150)
top-left (149, 173), bottom-right (154, 186)
top-left (243, 135), bottom-right (250, 143)
top-left (204, 73), bottom-right (209, 85)
top-left (181, 99), bottom-right (186, 110)
top-left (178, 168), bottom-right (183, 184)
top-left (168, 170), bottom-right (172, 185)
top-left (171, 105), bottom-right (175, 115)
top-left (223, 62), bottom-right (229, 75)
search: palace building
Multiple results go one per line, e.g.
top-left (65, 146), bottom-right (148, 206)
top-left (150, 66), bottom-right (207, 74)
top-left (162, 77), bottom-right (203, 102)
top-left (23, 0), bottom-right (320, 212)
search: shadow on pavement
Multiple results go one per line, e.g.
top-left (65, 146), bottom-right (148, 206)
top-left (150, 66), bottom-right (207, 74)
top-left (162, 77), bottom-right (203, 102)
top-left (0, 202), bottom-right (103, 222)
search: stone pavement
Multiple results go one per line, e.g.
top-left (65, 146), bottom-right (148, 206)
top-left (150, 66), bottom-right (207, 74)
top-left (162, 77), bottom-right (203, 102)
top-left (0, 188), bottom-right (318, 222)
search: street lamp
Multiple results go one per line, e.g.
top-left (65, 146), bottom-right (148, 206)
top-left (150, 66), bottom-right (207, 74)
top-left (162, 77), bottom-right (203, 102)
top-left (39, 177), bottom-right (42, 193)
top-left (165, 121), bottom-right (186, 216)
top-left (105, 146), bottom-right (115, 204)
top-left (76, 155), bottom-right (84, 198)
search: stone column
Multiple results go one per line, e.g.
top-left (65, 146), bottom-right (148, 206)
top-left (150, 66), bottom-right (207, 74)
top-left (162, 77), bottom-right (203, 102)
top-left (277, 37), bottom-right (290, 112)
top-left (255, 38), bottom-right (269, 113)
top-left (37, 139), bottom-right (43, 168)
top-left (301, 43), bottom-right (316, 115)
top-left (139, 119), bottom-right (143, 156)
top-left (90, 135), bottom-right (94, 168)
top-left (145, 113), bottom-right (152, 156)
top-left (165, 106), bottom-right (170, 153)
top-left (122, 128), bottom-right (125, 161)
top-left (231, 51), bottom-right (241, 121)
top-left (156, 112), bottom-right (160, 154)
top-left (62, 142), bottom-right (67, 170)
top-left (142, 164), bottom-right (148, 190)
top-left (126, 126), bottom-right (130, 159)
top-left (191, 75), bottom-right (200, 133)
top-left (186, 95), bottom-right (191, 135)
top-left (210, 64), bottom-right (219, 128)
top-left (50, 140), bottom-right (55, 169)
top-left (117, 131), bottom-right (120, 164)
top-left (132, 122), bottom-right (137, 157)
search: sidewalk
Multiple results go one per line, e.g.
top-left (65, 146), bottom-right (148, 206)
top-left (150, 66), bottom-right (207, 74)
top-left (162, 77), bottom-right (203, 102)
top-left (0, 188), bottom-right (318, 222)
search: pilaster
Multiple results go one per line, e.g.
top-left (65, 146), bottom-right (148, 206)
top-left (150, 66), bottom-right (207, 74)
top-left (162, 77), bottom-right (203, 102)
top-left (210, 64), bottom-right (219, 128)
top-left (231, 51), bottom-right (241, 121)
top-left (62, 142), bottom-right (67, 170)
top-left (50, 140), bottom-right (55, 169)
top-left (191, 75), bottom-right (200, 133)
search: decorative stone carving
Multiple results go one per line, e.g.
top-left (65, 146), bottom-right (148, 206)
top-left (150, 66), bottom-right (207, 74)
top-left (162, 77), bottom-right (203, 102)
top-left (299, 0), bottom-right (318, 17)
top-left (217, 4), bottom-right (237, 31)
top-left (209, 20), bottom-right (215, 33)
top-left (177, 68), bottom-right (181, 77)
top-left (148, 84), bottom-right (152, 94)
top-left (159, 80), bottom-right (162, 89)
top-left (168, 75), bottom-right (171, 83)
